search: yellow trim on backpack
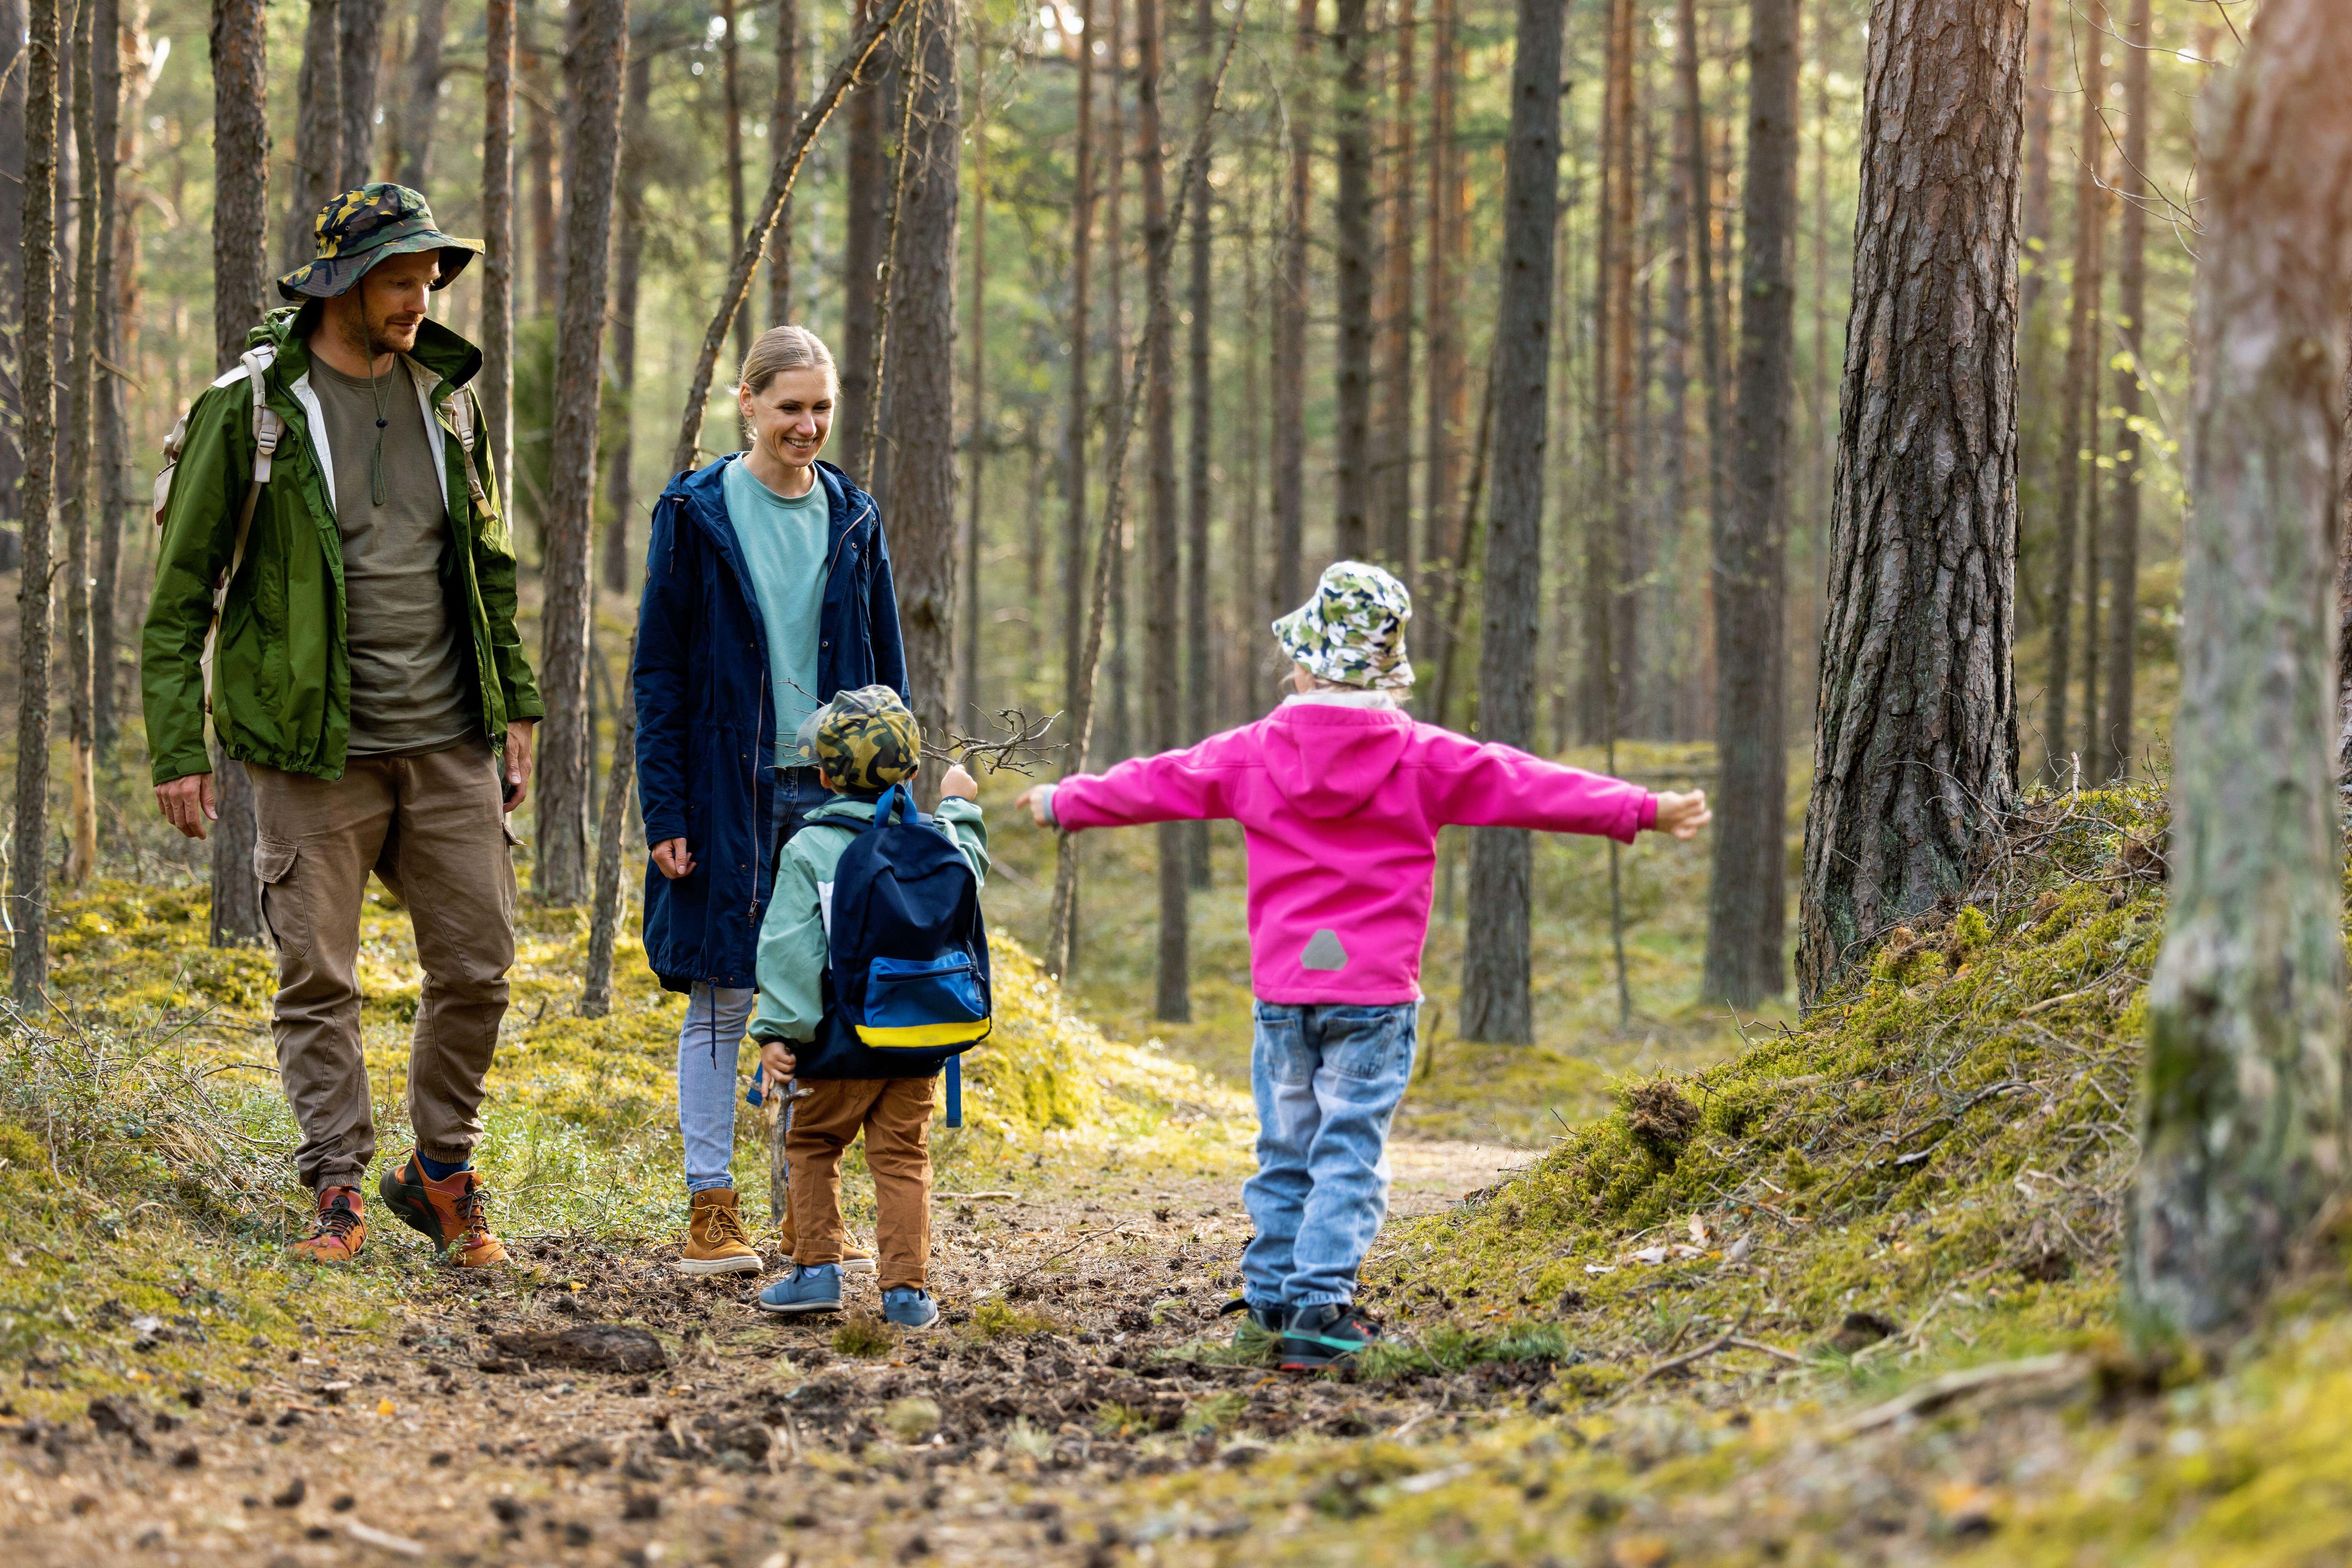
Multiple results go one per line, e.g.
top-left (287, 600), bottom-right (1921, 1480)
top-left (855, 1019), bottom-right (994, 1049)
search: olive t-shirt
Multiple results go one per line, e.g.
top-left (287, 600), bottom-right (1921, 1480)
top-left (307, 358), bottom-right (476, 756)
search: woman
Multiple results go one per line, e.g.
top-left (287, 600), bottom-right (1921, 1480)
top-left (634, 325), bottom-right (906, 1275)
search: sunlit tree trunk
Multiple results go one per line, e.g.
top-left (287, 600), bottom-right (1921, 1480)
top-left (1458, 0), bottom-right (1565, 1045)
top-left (1417, 0), bottom-right (1460, 680)
top-left (1796, 0), bottom-right (2024, 1006)
top-left (61, 0), bottom-right (99, 886)
top-left (2098, 0), bottom-right (2148, 782)
top-left (838, 0), bottom-right (888, 482)
top-left (1374, 0), bottom-right (1415, 573)
top-left (720, 0), bottom-right (750, 368)
top-left (1061, 0), bottom-right (1096, 735)
top-left (2049, 11), bottom-right (2106, 780)
top-left (483, 0), bottom-right (517, 504)
top-left (12, 0), bottom-right (61, 998)
top-left (532, 0), bottom-right (627, 907)
top-left (768, 0), bottom-right (799, 323)
top-left (1182, 0), bottom-right (1213, 888)
top-left (0, 0), bottom-right (25, 563)
top-left (1330, 0), bottom-right (1372, 560)
top-left (92, 0), bottom-right (137, 765)
top-left (1271, 0), bottom-right (1311, 615)
top-left (2130, 0), bottom-right (2352, 1339)
top-left (600, 42), bottom-right (650, 596)
top-left (208, 0), bottom-right (270, 950)
top-left (961, 43), bottom-right (986, 726)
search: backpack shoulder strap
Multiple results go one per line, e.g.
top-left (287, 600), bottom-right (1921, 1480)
top-left (227, 345), bottom-right (283, 587)
top-left (446, 385), bottom-right (493, 517)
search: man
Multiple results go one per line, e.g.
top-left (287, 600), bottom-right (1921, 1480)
top-left (144, 185), bottom-right (542, 1267)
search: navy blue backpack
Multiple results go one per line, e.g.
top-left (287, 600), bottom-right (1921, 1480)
top-left (794, 785), bottom-right (991, 1118)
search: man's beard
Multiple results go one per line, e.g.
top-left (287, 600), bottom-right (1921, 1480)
top-left (341, 309), bottom-right (420, 362)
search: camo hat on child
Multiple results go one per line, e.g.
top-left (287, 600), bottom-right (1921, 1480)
top-left (1272, 561), bottom-right (1415, 690)
top-left (811, 685), bottom-right (923, 794)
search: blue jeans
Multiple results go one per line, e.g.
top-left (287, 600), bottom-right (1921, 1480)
top-left (679, 983), bottom-right (757, 1193)
top-left (1242, 1001), bottom-right (1417, 1310)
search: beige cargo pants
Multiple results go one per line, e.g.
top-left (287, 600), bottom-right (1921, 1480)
top-left (246, 740), bottom-right (517, 1192)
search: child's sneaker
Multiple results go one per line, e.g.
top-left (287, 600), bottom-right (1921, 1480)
top-left (756, 1264), bottom-right (843, 1315)
top-left (882, 1287), bottom-right (939, 1330)
top-left (1218, 1296), bottom-right (1288, 1344)
top-left (1278, 1302), bottom-right (1383, 1371)
top-left (678, 1188), bottom-right (762, 1275)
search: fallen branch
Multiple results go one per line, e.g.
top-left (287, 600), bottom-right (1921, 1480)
top-left (1823, 1353), bottom-right (2081, 1441)
top-left (1598, 1310), bottom-right (1751, 1408)
top-left (1724, 1337), bottom-right (1809, 1366)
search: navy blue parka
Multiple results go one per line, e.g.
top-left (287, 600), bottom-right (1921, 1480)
top-left (633, 456), bottom-right (907, 991)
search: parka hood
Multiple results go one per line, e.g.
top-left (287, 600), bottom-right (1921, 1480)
top-left (1258, 702), bottom-right (1415, 820)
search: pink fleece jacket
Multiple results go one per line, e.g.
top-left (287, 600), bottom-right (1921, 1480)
top-left (1048, 701), bottom-right (1658, 1004)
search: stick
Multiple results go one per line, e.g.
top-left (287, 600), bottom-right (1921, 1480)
top-left (1045, 4), bottom-right (1249, 978)
top-left (1429, 356), bottom-right (1499, 730)
top-left (1597, 1310), bottom-right (1751, 1408)
top-left (667, 0), bottom-right (921, 476)
top-left (1823, 1353), bottom-right (2079, 1441)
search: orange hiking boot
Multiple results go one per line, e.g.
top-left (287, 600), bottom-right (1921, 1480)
top-left (379, 1153), bottom-right (509, 1267)
top-left (678, 1188), bottom-right (763, 1275)
top-left (288, 1186), bottom-right (367, 1264)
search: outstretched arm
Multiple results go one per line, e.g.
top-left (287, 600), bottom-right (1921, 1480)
top-left (1428, 737), bottom-right (1681, 842)
top-left (1013, 740), bottom-right (1235, 832)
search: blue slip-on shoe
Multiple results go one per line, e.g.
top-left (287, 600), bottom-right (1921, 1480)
top-left (882, 1287), bottom-right (940, 1330)
top-left (757, 1263), bottom-right (843, 1315)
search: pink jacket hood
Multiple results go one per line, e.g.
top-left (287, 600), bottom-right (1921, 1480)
top-left (1049, 702), bottom-right (1656, 1005)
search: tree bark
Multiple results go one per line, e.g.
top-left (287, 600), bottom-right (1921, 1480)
top-left (600, 41), bottom-right (650, 596)
top-left (1417, 0), bottom-right (1461, 688)
top-left (768, 0), bottom-right (799, 323)
top-left (580, 638), bottom-right (637, 1018)
top-left (880, 0), bottom-right (960, 796)
top-left (92, 0), bottom-right (133, 764)
top-left (1329, 0), bottom-right (1372, 561)
top-left (0, 0), bottom-right (27, 558)
top-left (531, 0), bottom-right (628, 908)
top-left (2045, 11), bottom-right (2103, 783)
top-left (1456, 0), bottom-right (1565, 1045)
top-left (1373, 0), bottom-right (1415, 572)
top-left (1675, 0), bottom-right (1726, 721)
top-left (2097, 0), bottom-right (2147, 783)
top-left (2128, 0), bottom-right (2352, 1340)
top-left (11, 0), bottom-right (60, 998)
top-left (1796, 0), bottom-right (2024, 1007)
top-left (483, 0), bottom-right (517, 507)
top-left (61, 0), bottom-right (98, 886)
top-left (960, 41), bottom-right (985, 727)
top-left (208, 0), bottom-right (270, 951)
top-left (395, 0), bottom-right (448, 189)
top-left (1134, 0), bottom-right (1188, 1020)
top-left (285, 0), bottom-right (342, 270)
top-left (1700, 0), bottom-right (1797, 1007)
top-left (1103, 0), bottom-right (1131, 764)
top-left (525, 0), bottom-right (559, 316)
top-left (719, 0), bottom-right (750, 369)
top-left (1578, 0), bottom-right (1632, 745)
top-left (1181, 0), bottom-right (1213, 888)
top-left (1061, 0), bottom-right (1096, 736)
top-left (837, 0), bottom-right (890, 484)
top-left (1270, 0), bottom-right (1311, 615)
top-left (338, 0), bottom-right (381, 185)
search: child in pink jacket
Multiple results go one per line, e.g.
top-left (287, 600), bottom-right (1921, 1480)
top-left (1019, 562), bottom-right (1709, 1371)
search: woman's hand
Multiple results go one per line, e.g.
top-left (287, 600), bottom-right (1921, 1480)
top-left (1654, 790), bottom-right (1712, 840)
top-left (939, 763), bottom-right (979, 801)
top-left (760, 1040), bottom-right (798, 1081)
top-left (651, 838), bottom-right (697, 879)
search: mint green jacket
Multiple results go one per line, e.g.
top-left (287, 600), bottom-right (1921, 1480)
top-left (141, 308), bottom-right (543, 785)
top-left (751, 795), bottom-right (990, 1045)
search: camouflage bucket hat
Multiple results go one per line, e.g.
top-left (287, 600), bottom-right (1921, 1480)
top-left (1273, 561), bottom-right (1416, 690)
top-left (276, 184), bottom-right (484, 301)
top-left (812, 686), bottom-right (923, 794)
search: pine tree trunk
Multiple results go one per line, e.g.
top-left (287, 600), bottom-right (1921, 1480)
top-left (1700, 0), bottom-right (1797, 1008)
top-left (0, 0), bottom-right (26, 562)
top-left (531, 0), bottom-right (628, 908)
top-left (960, 46), bottom-right (986, 726)
top-left (2017, 0), bottom-right (2052, 331)
top-left (1675, 0), bottom-right (1726, 731)
top-left (61, 0), bottom-right (98, 887)
top-left (483, 0), bottom-right (517, 506)
top-left (12, 0), bottom-right (61, 999)
top-left (1457, 0), bottom-right (1565, 1045)
top-left (1136, 0), bottom-right (1188, 1020)
top-left (1417, 0), bottom-right (1460, 673)
top-left (768, 0), bottom-right (799, 324)
top-left (1330, 0), bottom-right (1372, 561)
top-left (1271, 0), bottom-right (1312, 614)
top-left (1103, 0), bottom-right (1131, 764)
top-left (208, 0), bottom-right (270, 951)
top-left (2129, 0), bottom-right (2352, 1339)
top-left (285, 0), bottom-right (341, 269)
top-left (337, 0), bottom-right (380, 185)
top-left (1061, 0), bottom-right (1096, 734)
top-left (2044, 12), bottom-right (2103, 784)
top-left (580, 637), bottom-right (636, 1019)
top-left (1182, 0), bottom-right (1213, 888)
top-left (395, 0), bottom-right (448, 188)
top-left (1234, 206), bottom-right (1263, 725)
top-left (1374, 0), bottom-right (1415, 573)
top-left (1578, 0), bottom-right (1627, 745)
top-left (837, 0), bottom-right (890, 484)
top-left (2098, 0), bottom-right (2147, 783)
top-left (524, 0), bottom-right (558, 316)
top-left (1603, 0), bottom-right (1637, 738)
top-left (881, 0), bottom-right (961, 785)
top-left (720, 0), bottom-right (750, 369)
top-left (600, 44), bottom-right (650, 597)
top-left (92, 0), bottom-right (131, 764)
top-left (1796, 0), bottom-right (2025, 1007)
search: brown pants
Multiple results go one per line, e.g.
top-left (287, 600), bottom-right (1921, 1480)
top-left (786, 1076), bottom-right (936, 1290)
top-left (246, 740), bottom-right (517, 1191)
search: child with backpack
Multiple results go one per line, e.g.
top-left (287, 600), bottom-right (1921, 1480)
top-left (1017, 562), bottom-right (1710, 1370)
top-left (751, 687), bottom-right (991, 1329)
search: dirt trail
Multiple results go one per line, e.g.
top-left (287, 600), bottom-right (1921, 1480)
top-left (0, 1140), bottom-right (1536, 1567)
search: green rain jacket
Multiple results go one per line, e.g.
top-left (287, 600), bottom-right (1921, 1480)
top-left (142, 307), bottom-right (543, 786)
top-left (751, 795), bottom-right (991, 1046)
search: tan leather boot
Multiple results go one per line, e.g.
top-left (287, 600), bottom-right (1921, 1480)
top-left (679, 1188), bottom-right (763, 1275)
